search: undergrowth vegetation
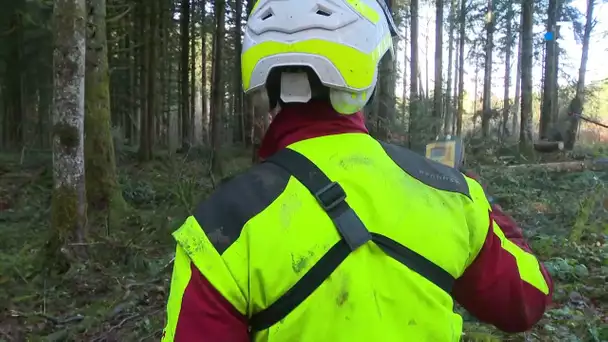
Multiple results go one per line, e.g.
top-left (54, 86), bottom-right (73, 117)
top-left (0, 144), bottom-right (606, 342)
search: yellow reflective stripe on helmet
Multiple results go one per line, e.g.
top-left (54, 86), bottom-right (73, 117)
top-left (172, 216), bottom-right (248, 315)
top-left (162, 245), bottom-right (192, 342)
top-left (492, 222), bottom-right (550, 295)
top-left (250, 0), bottom-right (380, 23)
top-left (242, 34), bottom-right (392, 91)
top-left (345, 0), bottom-right (380, 23)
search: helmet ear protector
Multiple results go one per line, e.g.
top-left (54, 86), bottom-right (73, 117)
top-left (265, 66), bottom-right (330, 110)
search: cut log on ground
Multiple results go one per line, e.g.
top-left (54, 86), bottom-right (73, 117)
top-left (502, 158), bottom-right (608, 172)
top-left (534, 140), bottom-right (564, 153)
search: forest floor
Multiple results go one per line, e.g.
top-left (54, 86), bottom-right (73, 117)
top-left (0, 143), bottom-right (607, 342)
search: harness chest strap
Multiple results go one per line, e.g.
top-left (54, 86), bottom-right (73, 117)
top-left (249, 147), bottom-right (455, 332)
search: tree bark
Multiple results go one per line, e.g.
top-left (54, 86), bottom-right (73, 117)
top-left (3, 7), bottom-right (25, 150)
top-left (512, 15), bottom-right (523, 137)
top-left (243, 0), bottom-right (255, 147)
top-left (433, 0), bottom-right (444, 136)
top-left (401, 19), bottom-right (408, 128)
top-left (564, 0), bottom-right (594, 150)
top-left (210, 0), bottom-right (226, 175)
top-left (51, 0), bottom-right (88, 266)
top-left (456, 0), bottom-right (465, 136)
top-left (539, 0), bottom-right (559, 139)
top-left (501, 2), bottom-right (514, 138)
top-left (408, 0), bottom-right (420, 150)
top-left (201, 0), bottom-right (209, 145)
top-left (141, 0), bottom-right (158, 160)
top-left (84, 0), bottom-right (127, 224)
top-left (179, 0), bottom-right (191, 149)
top-left (190, 10), bottom-right (197, 144)
top-left (376, 0), bottom-right (396, 141)
top-left (481, 0), bottom-right (494, 138)
top-left (444, 0), bottom-right (456, 135)
top-left (234, 0), bottom-right (244, 144)
top-left (520, 0), bottom-right (535, 152)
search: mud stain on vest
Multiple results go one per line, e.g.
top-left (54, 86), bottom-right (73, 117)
top-left (291, 251), bottom-right (314, 274)
top-left (280, 193), bottom-right (302, 228)
top-left (336, 274), bottom-right (350, 307)
top-left (338, 155), bottom-right (374, 171)
top-left (336, 288), bottom-right (349, 306)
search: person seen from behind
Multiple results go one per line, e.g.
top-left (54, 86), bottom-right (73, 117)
top-left (161, 0), bottom-right (553, 340)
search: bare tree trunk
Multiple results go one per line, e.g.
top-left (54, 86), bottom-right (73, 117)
top-left (444, 0), bottom-right (456, 135)
top-left (51, 0), bottom-right (88, 265)
top-left (551, 0), bottom-right (563, 131)
top-left (425, 18), bottom-right (430, 103)
top-left (433, 0), bottom-right (444, 136)
top-left (481, 0), bottom-right (494, 138)
top-left (142, 0), bottom-right (158, 160)
top-left (473, 66), bottom-right (479, 130)
top-left (376, 0), bottom-right (396, 140)
top-left (129, 10), bottom-right (137, 144)
top-left (456, 0), bottom-right (466, 136)
top-left (520, 0), bottom-right (535, 151)
top-left (3, 6), bottom-right (25, 150)
top-left (401, 19), bottom-right (408, 128)
top-left (234, 0), bottom-right (244, 144)
top-left (501, 2), bottom-right (514, 138)
top-left (243, 0), bottom-right (255, 147)
top-left (190, 10), bottom-right (197, 144)
top-left (564, 0), bottom-right (595, 150)
top-left (452, 38), bottom-right (459, 135)
top-left (210, 0), bottom-right (225, 175)
top-left (409, 0), bottom-right (420, 150)
top-left (138, 1), bottom-right (152, 160)
top-left (138, 1), bottom-right (148, 149)
top-left (512, 16), bottom-right (523, 138)
top-left (539, 0), bottom-right (558, 139)
top-left (200, 0), bottom-right (208, 145)
top-left (179, 0), bottom-right (190, 149)
top-left (84, 0), bottom-right (127, 224)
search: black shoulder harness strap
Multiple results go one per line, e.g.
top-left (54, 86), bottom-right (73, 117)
top-left (249, 148), bottom-right (455, 332)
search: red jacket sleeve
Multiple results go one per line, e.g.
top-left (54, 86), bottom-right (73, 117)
top-left (453, 204), bottom-right (554, 333)
top-left (171, 263), bottom-right (250, 342)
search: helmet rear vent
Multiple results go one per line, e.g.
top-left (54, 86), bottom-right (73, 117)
top-left (261, 9), bottom-right (273, 21)
top-left (315, 5), bottom-right (332, 16)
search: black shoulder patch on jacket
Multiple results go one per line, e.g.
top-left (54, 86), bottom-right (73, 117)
top-left (378, 141), bottom-right (471, 198)
top-left (193, 162), bottom-right (291, 255)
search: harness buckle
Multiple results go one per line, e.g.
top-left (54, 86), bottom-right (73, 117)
top-left (314, 182), bottom-right (346, 212)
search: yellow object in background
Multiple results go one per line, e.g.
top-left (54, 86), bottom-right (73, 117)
top-left (425, 137), bottom-right (464, 169)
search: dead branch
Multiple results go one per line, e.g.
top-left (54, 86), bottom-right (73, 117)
top-left (90, 313), bottom-right (140, 342)
top-left (504, 159), bottom-right (608, 172)
top-left (533, 140), bottom-right (564, 153)
top-left (8, 310), bottom-right (84, 325)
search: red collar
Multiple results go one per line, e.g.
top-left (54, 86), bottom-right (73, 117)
top-left (258, 101), bottom-right (369, 160)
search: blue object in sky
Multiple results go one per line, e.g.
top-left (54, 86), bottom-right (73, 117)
top-left (544, 31), bottom-right (554, 41)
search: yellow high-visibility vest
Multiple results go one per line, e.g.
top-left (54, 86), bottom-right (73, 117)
top-left (165, 133), bottom-right (503, 341)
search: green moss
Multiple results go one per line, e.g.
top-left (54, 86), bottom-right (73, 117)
top-left (84, 49), bottom-right (130, 227)
top-left (42, 185), bottom-right (85, 274)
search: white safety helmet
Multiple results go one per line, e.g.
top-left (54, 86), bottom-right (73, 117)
top-left (241, 0), bottom-right (400, 115)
